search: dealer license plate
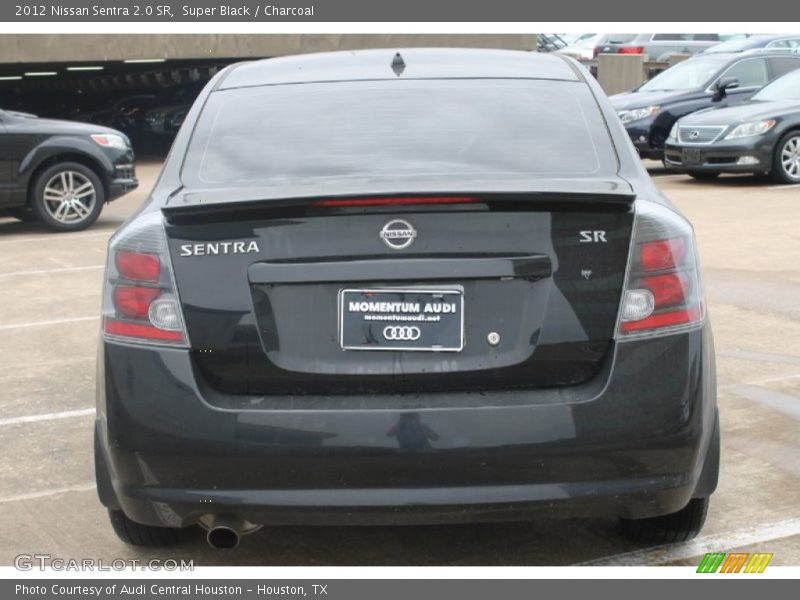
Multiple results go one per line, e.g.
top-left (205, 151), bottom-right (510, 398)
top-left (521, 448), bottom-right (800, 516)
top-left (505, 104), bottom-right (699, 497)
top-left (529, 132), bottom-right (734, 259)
top-left (339, 288), bottom-right (464, 352)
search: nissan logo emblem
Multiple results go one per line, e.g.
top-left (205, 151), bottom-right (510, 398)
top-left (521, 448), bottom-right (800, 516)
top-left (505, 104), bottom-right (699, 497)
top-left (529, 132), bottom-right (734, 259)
top-left (383, 326), bottom-right (421, 341)
top-left (380, 219), bottom-right (417, 250)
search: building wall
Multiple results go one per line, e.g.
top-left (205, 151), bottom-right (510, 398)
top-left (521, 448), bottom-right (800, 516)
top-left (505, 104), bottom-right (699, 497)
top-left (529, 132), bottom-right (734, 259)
top-left (0, 34), bottom-right (537, 63)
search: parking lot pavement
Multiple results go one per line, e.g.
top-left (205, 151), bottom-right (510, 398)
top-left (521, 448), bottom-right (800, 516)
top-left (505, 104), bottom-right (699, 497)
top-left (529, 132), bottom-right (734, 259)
top-left (1, 160), bottom-right (799, 566)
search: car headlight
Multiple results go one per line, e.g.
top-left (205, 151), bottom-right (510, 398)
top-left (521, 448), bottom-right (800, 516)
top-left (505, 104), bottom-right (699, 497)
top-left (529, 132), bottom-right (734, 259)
top-left (618, 106), bottom-right (660, 125)
top-left (724, 120), bottom-right (776, 140)
top-left (91, 134), bottom-right (128, 150)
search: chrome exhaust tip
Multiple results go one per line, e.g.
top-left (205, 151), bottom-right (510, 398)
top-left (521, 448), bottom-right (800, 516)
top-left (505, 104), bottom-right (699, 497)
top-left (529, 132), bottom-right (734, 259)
top-left (206, 524), bottom-right (240, 550)
top-left (201, 514), bottom-right (260, 550)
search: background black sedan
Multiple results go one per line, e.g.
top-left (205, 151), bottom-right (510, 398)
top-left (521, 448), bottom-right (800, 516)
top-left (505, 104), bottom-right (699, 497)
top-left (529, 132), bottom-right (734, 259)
top-left (0, 109), bottom-right (137, 231)
top-left (664, 68), bottom-right (800, 183)
top-left (610, 51), bottom-right (800, 161)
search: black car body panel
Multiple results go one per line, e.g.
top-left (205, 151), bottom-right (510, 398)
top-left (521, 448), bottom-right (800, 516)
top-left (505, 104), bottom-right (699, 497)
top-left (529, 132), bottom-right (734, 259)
top-left (610, 52), bottom-right (800, 160)
top-left (97, 326), bottom-right (717, 526)
top-left (0, 110), bottom-right (137, 209)
top-left (165, 200), bottom-right (633, 395)
top-left (95, 49), bottom-right (718, 532)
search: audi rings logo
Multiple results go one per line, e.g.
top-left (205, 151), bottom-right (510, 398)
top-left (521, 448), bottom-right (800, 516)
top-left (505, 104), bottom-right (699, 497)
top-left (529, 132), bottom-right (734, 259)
top-left (383, 326), bottom-right (421, 341)
top-left (380, 219), bottom-right (417, 250)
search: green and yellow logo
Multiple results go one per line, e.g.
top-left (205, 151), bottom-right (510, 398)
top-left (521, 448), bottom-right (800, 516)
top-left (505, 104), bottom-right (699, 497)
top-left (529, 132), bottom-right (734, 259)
top-left (697, 552), bottom-right (773, 573)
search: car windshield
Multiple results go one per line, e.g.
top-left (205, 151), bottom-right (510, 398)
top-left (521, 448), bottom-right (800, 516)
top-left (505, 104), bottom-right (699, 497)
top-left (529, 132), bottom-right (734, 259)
top-left (181, 78), bottom-right (617, 191)
top-left (752, 69), bottom-right (800, 101)
top-left (639, 56), bottom-right (731, 91)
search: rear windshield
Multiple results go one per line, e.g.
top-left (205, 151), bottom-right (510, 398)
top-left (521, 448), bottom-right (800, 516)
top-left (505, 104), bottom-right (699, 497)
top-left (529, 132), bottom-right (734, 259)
top-left (181, 78), bottom-right (617, 190)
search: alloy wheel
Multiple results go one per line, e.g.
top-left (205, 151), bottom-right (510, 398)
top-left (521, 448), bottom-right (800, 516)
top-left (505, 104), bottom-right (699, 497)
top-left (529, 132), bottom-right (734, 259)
top-left (42, 170), bottom-right (97, 224)
top-left (780, 135), bottom-right (800, 181)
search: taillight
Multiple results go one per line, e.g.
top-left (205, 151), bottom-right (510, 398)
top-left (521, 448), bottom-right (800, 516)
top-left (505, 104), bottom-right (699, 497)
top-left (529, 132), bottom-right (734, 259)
top-left (102, 212), bottom-right (189, 346)
top-left (619, 46), bottom-right (645, 55)
top-left (618, 202), bottom-right (704, 337)
top-left (115, 250), bottom-right (160, 282)
top-left (113, 285), bottom-right (161, 319)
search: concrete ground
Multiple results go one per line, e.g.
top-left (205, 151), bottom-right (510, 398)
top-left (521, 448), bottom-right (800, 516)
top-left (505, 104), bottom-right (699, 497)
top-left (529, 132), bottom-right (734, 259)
top-left (0, 160), bottom-right (798, 567)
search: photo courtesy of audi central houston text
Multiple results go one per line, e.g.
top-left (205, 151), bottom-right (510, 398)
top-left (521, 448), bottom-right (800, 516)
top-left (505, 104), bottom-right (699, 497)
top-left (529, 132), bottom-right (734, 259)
top-left (91, 48), bottom-right (719, 550)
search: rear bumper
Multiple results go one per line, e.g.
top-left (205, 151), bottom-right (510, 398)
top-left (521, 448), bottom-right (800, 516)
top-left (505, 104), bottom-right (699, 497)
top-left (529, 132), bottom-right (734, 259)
top-left (95, 325), bottom-right (718, 527)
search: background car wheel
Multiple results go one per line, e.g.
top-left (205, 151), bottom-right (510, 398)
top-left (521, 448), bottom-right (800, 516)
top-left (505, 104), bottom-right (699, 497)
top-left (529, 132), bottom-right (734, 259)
top-left (30, 162), bottom-right (105, 232)
top-left (108, 510), bottom-right (194, 547)
top-left (620, 497), bottom-right (709, 545)
top-left (687, 171), bottom-right (720, 181)
top-left (772, 131), bottom-right (800, 184)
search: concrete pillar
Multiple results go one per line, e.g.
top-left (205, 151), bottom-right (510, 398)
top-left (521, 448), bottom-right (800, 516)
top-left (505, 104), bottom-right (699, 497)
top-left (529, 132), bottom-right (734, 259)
top-left (597, 54), bottom-right (646, 96)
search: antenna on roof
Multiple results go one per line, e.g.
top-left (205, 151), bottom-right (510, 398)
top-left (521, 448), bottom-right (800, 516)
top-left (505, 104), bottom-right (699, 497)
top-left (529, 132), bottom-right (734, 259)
top-left (391, 52), bottom-right (406, 77)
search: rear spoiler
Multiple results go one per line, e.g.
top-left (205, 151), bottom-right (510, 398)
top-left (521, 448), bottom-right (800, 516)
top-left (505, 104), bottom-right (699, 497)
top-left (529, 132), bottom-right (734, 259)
top-left (162, 183), bottom-right (636, 224)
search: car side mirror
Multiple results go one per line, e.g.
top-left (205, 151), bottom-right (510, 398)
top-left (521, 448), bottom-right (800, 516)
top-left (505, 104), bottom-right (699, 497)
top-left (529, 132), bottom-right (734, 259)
top-left (713, 77), bottom-right (740, 101)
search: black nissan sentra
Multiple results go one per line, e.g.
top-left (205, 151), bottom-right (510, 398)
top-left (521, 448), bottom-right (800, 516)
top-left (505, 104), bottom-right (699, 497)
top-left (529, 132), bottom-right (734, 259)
top-left (95, 49), bottom-right (719, 549)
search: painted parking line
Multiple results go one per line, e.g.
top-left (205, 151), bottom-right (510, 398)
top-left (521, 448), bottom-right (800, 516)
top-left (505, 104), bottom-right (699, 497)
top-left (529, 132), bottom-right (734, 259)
top-left (0, 315), bottom-right (99, 331)
top-left (718, 348), bottom-right (800, 367)
top-left (0, 231), bottom-right (111, 245)
top-left (0, 265), bottom-right (103, 278)
top-left (579, 516), bottom-right (800, 566)
top-left (731, 385), bottom-right (800, 421)
top-left (720, 372), bottom-right (800, 391)
top-left (0, 407), bottom-right (95, 427)
top-left (0, 483), bottom-right (96, 504)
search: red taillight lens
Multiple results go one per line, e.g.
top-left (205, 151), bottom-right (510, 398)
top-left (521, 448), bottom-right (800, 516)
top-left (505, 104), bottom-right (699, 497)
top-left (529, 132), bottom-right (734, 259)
top-left (103, 318), bottom-right (184, 341)
top-left (102, 213), bottom-right (188, 346)
top-left (619, 203), bottom-right (704, 337)
top-left (619, 46), bottom-right (644, 54)
top-left (113, 285), bottom-right (161, 319)
top-left (312, 196), bottom-right (476, 207)
top-left (116, 250), bottom-right (160, 282)
top-left (641, 238), bottom-right (686, 272)
top-left (620, 306), bottom-right (703, 333)
top-left (640, 272), bottom-right (690, 308)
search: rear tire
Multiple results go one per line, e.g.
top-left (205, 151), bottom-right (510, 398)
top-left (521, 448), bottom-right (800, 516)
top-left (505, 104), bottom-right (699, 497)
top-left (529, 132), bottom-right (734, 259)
top-left (30, 162), bottom-right (104, 232)
top-left (771, 131), bottom-right (800, 184)
top-left (108, 510), bottom-right (193, 547)
top-left (687, 171), bottom-right (720, 181)
top-left (620, 497), bottom-right (709, 545)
